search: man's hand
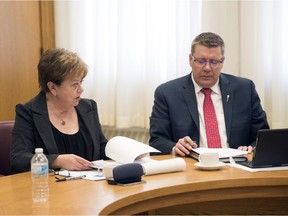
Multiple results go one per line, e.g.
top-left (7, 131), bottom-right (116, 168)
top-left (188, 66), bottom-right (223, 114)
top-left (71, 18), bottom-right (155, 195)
top-left (237, 146), bottom-right (254, 153)
top-left (174, 136), bottom-right (198, 156)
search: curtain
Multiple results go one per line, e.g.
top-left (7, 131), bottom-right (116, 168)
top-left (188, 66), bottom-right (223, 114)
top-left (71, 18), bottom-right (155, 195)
top-left (55, 0), bottom-right (202, 128)
top-left (240, 0), bottom-right (288, 128)
top-left (54, 0), bottom-right (288, 129)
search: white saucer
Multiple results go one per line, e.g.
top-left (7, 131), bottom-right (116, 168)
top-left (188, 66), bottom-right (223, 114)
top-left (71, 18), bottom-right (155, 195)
top-left (194, 162), bottom-right (226, 170)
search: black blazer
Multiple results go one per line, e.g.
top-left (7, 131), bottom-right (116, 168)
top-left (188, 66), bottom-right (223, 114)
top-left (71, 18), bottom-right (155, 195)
top-left (11, 91), bottom-right (108, 173)
top-left (149, 72), bottom-right (270, 154)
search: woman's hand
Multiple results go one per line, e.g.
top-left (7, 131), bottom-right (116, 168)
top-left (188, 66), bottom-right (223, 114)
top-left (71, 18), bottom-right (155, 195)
top-left (51, 154), bottom-right (93, 171)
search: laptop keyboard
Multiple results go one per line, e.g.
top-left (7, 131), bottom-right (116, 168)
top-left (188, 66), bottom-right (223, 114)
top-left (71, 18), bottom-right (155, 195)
top-left (236, 160), bottom-right (253, 167)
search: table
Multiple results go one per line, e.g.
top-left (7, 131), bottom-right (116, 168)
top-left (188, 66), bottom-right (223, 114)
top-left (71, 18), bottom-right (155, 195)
top-left (1, 155), bottom-right (288, 215)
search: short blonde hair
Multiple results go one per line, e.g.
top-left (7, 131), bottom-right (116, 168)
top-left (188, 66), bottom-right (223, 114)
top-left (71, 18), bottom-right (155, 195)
top-left (38, 48), bottom-right (88, 92)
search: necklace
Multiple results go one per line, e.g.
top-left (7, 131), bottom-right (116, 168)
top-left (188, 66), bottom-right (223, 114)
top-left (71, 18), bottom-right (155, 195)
top-left (60, 119), bottom-right (66, 126)
top-left (54, 112), bottom-right (66, 126)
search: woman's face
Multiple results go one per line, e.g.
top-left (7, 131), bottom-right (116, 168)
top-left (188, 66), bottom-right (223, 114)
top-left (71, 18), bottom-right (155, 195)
top-left (54, 75), bottom-right (84, 107)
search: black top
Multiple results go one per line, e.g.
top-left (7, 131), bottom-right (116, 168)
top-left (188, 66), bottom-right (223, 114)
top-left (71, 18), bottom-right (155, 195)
top-left (11, 91), bottom-right (108, 173)
top-left (51, 114), bottom-right (94, 161)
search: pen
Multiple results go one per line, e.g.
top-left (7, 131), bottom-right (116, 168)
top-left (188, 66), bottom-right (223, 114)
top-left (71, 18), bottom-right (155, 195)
top-left (91, 166), bottom-right (103, 171)
top-left (55, 175), bottom-right (86, 182)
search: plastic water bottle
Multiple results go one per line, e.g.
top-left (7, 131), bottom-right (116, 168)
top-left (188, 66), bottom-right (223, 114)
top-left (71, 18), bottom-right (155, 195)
top-left (31, 148), bottom-right (49, 202)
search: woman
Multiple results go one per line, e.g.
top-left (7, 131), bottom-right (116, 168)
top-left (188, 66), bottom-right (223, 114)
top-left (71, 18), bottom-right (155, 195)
top-left (11, 48), bottom-right (108, 173)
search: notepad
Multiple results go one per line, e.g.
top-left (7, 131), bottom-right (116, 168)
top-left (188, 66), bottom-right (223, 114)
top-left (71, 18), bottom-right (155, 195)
top-left (189, 147), bottom-right (248, 163)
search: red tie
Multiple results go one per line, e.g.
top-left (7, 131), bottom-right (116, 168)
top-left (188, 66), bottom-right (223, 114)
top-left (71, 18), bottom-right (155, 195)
top-left (201, 88), bottom-right (221, 148)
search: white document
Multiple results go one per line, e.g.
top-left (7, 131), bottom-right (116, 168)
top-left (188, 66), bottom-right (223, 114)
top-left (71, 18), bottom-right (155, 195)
top-left (58, 169), bottom-right (105, 181)
top-left (105, 136), bottom-right (160, 163)
top-left (58, 160), bottom-right (117, 181)
top-left (105, 136), bottom-right (186, 176)
top-left (192, 147), bottom-right (248, 158)
top-left (136, 157), bottom-right (186, 176)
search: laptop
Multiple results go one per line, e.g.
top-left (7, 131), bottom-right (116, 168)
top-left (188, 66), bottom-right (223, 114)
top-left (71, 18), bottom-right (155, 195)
top-left (236, 128), bottom-right (288, 168)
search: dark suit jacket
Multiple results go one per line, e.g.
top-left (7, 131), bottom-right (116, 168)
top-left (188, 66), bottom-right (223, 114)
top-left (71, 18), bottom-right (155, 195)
top-left (11, 91), bottom-right (108, 173)
top-left (149, 72), bottom-right (269, 154)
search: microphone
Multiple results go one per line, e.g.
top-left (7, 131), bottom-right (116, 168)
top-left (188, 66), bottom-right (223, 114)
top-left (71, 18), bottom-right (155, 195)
top-left (111, 163), bottom-right (144, 184)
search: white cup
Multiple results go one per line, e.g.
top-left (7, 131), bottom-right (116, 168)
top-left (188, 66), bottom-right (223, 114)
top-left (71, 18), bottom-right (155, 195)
top-left (199, 153), bottom-right (219, 166)
top-left (103, 163), bottom-right (119, 179)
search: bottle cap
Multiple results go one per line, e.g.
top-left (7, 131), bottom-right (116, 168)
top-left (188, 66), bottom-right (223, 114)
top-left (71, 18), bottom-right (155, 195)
top-left (35, 148), bottom-right (43, 153)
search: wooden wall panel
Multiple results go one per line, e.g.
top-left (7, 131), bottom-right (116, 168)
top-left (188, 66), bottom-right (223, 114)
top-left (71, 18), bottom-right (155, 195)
top-left (0, 1), bottom-right (55, 121)
top-left (40, 1), bottom-right (55, 52)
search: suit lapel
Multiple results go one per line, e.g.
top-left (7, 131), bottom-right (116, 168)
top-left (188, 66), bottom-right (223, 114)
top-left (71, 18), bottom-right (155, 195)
top-left (182, 74), bottom-right (200, 130)
top-left (219, 74), bottom-right (233, 141)
top-left (180, 74), bottom-right (234, 139)
top-left (32, 92), bottom-right (58, 154)
top-left (76, 101), bottom-right (97, 151)
top-left (77, 105), bottom-right (95, 137)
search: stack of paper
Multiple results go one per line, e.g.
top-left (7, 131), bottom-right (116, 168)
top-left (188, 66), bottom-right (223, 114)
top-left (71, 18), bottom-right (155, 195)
top-left (105, 136), bottom-right (186, 176)
top-left (59, 136), bottom-right (186, 180)
top-left (189, 147), bottom-right (248, 163)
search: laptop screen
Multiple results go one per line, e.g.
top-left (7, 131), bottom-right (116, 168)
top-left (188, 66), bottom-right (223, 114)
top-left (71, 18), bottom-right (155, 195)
top-left (252, 128), bottom-right (288, 167)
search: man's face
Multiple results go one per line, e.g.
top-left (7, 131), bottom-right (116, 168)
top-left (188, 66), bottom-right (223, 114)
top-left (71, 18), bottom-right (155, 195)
top-left (189, 45), bottom-right (224, 88)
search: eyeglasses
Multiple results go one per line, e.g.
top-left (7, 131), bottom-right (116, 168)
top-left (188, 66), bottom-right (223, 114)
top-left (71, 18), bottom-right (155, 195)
top-left (192, 56), bottom-right (224, 68)
top-left (49, 169), bottom-right (68, 181)
top-left (49, 169), bottom-right (85, 182)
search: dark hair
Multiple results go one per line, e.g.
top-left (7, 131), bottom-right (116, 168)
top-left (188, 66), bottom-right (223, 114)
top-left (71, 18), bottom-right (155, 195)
top-left (38, 48), bottom-right (88, 92)
top-left (191, 32), bottom-right (225, 56)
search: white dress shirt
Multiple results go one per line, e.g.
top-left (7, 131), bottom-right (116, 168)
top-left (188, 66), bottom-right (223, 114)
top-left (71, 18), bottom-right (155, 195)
top-left (191, 74), bottom-right (228, 148)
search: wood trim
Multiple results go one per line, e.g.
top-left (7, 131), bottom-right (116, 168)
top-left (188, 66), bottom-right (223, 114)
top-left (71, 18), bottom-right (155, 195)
top-left (40, 0), bottom-right (55, 53)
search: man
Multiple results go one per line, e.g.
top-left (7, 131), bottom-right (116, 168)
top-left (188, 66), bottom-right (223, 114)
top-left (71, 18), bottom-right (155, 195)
top-left (149, 32), bottom-right (269, 157)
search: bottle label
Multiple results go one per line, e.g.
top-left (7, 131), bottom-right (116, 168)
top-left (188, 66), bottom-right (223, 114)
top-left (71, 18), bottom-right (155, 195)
top-left (31, 164), bottom-right (48, 175)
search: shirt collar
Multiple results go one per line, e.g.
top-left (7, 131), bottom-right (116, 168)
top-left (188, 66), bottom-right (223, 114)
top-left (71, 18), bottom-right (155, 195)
top-left (191, 73), bottom-right (221, 95)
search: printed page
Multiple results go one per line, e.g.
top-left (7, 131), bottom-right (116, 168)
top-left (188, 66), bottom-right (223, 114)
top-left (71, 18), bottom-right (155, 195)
top-left (105, 136), bottom-right (186, 176)
top-left (105, 136), bottom-right (160, 163)
top-left (58, 160), bottom-right (119, 181)
top-left (57, 169), bottom-right (105, 181)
